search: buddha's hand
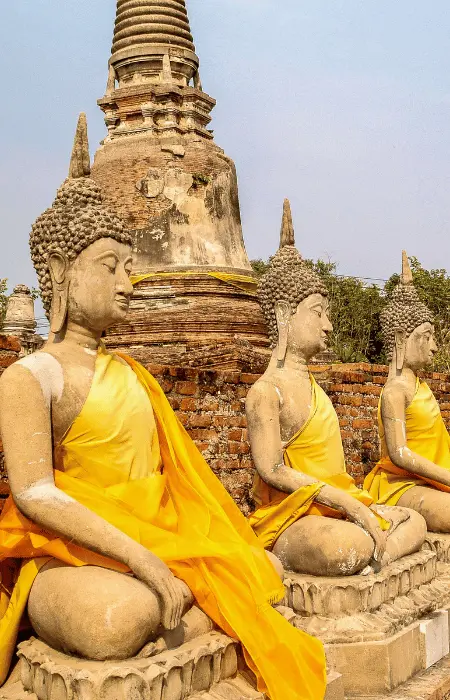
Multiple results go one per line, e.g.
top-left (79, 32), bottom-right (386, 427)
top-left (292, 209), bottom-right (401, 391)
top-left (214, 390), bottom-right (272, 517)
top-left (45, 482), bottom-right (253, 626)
top-left (128, 548), bottom-right (187, 631)
top-left (346, 502), bottom-right (388, 569)
top-left (370, 504), bottom-right (410, 533)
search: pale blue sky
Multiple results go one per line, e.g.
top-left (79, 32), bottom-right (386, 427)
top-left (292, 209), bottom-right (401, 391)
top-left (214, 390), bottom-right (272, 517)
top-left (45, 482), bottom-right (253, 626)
top-left (2, 0), bottom-right (450, 329)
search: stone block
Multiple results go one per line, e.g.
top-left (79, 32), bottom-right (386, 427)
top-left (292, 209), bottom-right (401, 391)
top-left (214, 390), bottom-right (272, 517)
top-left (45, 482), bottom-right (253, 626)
top-left (326, 622), bottom-right (423, 695)
top-left (325, 671), bottom-right (345, 700)
top-left (419, 610), bottom-right (449, 669)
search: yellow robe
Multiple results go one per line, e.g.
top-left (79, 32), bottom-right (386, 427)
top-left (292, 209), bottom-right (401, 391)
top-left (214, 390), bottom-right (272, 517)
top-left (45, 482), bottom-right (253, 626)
top-left (249, 375), bottom-right (384, 549)
top-left (0, 349), bottom-right (326, 700)
top-left (364, 379), bottom-right (450, 505)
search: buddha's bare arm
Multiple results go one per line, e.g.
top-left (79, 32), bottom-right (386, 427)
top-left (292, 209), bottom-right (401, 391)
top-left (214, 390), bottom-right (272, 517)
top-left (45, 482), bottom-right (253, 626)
top-left (0, 364), bottom-right (185, 630)
top-left (246, 383), bottom-right (385, 561)
top-left (382, 384), bottom-right (450, 488)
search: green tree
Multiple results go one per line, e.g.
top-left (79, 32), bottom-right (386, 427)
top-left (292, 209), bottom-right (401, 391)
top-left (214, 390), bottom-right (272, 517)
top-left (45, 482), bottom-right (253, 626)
top-left (305, 260), bottom-right (385, 363)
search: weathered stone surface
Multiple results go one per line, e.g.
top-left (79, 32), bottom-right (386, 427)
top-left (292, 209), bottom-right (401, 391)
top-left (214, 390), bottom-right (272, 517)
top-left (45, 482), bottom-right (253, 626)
top-left (94, 0), bottom-right (269, 366)
top-left (326, 622), bottom-right (423, 695)
top-left (16, 632), bottom-right (239, 700)
top-left (347, 650), bottom-right (450, 699)
top-left (423, 532), bottom-right (450, 563)
top-left (105, 273), bottom-right (270, 371)
top-left (285, 550), bottom-right (436, 617)
top-left (280, 551), bottom-right (450, 644)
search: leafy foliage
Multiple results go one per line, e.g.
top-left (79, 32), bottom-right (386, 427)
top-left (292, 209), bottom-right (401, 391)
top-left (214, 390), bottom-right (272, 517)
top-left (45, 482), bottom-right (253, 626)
top-left (251, 256), bottom-right (450, 368)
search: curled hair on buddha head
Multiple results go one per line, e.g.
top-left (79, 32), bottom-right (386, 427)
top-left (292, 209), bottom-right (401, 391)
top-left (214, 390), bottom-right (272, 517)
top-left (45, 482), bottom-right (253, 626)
top-left (381, 251), bottom-right (434, 362)
top-left (258, 199), bottom-right (329, 348)
top-left (29, 113), bottom-right (132, 318)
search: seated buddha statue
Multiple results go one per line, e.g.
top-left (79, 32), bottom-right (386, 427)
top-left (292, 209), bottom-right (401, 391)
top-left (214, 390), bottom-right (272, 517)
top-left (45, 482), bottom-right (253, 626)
top-left (0, 118), bottom-right (327, 700)
top-left (364, 252), bottom-right (450, 532)
top-left (246, 201), bottom-right (427, 577)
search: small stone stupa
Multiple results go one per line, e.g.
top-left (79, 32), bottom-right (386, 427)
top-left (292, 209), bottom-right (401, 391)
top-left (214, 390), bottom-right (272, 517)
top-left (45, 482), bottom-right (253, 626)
top-left (92, 0), bottom-right (270, 370)
top-left (2, 286), bottom-right (43, 356)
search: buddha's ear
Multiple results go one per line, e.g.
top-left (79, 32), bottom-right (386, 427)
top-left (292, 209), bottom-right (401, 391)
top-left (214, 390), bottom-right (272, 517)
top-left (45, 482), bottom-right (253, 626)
top-left (394, 329), bottom-right (408, 372)
top-left (275, 300), bottom-right (291, 368)
top-left (48, 251), bottom-right (70, 335)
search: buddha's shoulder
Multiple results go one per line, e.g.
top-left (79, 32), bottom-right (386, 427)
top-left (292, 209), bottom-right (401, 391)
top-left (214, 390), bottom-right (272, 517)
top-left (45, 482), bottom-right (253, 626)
top-left (246, 372), bottom-right (286, 408)
top-left (0, 350), bottom-right (66, 409)
top-left (382, 376), bottom-right (417, 408)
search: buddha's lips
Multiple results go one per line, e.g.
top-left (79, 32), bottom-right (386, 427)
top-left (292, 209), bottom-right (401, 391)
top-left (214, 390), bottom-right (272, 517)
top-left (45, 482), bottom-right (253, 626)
top-left (115, 297), bottom-right (129, 309)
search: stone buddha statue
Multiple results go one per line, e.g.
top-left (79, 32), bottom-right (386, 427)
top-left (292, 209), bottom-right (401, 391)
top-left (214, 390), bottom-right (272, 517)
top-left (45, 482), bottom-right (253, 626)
top-left (246, 202), bottom-right (426, 577)
top-left (364, 252), bottom-right (450, 533)
top-left (0, 119), bottom-right (327, 700)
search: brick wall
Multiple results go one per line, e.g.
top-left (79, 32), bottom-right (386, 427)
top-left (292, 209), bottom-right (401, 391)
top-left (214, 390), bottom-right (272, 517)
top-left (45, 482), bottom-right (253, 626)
top-left (1, 343), bottom-right (450, 515)
top-left (147, 362), bottom-right (450, 515)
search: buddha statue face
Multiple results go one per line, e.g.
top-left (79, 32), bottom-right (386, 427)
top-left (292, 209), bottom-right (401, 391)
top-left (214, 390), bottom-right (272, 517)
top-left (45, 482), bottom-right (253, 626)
top-left (401, 321), bottom-right (437, 371)
top-left (275, 293), bottom-right (332, 362)
top-left (258, 199), bottom-right (330, 366)
top-left (29, 113), bottom-right (133, 337)
top-left (382, 252), bottom-right (434, 372)
top-left (49, 237), bottom-right (134, 334)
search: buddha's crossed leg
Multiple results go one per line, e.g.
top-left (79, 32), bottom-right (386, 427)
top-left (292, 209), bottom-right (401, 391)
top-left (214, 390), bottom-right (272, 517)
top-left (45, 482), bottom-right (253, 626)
top-left (28, 561), bottom-right (191, 660)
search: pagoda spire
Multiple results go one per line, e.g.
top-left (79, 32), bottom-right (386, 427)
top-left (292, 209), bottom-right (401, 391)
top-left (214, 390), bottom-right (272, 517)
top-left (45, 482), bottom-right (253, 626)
top-left (110, 0), bottom-right (200, 88)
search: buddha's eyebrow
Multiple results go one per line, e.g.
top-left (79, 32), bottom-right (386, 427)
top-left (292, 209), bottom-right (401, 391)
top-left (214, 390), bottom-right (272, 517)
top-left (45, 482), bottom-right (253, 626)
top-left (93, 251), bottom-right (120, 262)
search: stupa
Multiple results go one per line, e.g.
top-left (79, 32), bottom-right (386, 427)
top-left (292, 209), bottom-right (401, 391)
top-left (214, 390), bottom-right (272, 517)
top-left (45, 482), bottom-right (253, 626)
top-left (92, 0), bottom-right (270, 369)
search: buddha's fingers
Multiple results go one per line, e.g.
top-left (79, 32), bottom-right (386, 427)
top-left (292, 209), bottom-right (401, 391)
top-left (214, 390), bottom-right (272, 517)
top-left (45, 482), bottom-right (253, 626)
top-left (160, 576), bottom-right (186, 630)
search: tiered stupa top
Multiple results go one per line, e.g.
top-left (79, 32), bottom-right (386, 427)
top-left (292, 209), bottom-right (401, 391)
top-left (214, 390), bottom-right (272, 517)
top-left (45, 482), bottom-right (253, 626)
top-left (110, 0), bottom-right (199, 85)
top-left (112, 0), bottom-right (196, 55)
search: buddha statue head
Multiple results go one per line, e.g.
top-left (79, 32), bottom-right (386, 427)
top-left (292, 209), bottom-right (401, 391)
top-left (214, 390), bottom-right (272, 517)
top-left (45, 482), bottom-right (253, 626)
top-left (30, 114), bottom-right (133, 337)
top-left (258, 200), bottom-right (331, 366)
top-left (382, 251), bottom-right (436, 372)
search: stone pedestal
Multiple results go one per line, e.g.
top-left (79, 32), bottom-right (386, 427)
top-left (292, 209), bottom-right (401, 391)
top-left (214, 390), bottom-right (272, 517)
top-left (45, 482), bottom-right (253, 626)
top-left (278, 551), bottom-right (450, 696)
top-left (0, 633), bottom-right (241, 700)
top-left (423, 532), bottom-right (450, 564)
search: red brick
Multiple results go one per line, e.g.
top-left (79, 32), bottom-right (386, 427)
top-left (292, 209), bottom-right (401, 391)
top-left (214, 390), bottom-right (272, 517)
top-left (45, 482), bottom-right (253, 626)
top-left (177, 412), bottom-right (189, 426)
top-left (202, 400), bottom-right (219, 412)
top-left (373, 376), bottom-right (386, 385)
top-left (146, 363), bottom-right (166, 376)
top-left (189, 415), bottom-right (213, 428)
top-left (159, 379), bottom-right (174, 393)
top-left (239, 460), bottom-right (255, 472)
top-left (222, 372), bottom-right (240, 384)
top-left (175, 381), bottom-right (198, 396)
top-left (352, 419), bottom-right (372, 430)
top-left (0, 336), bottom-right (20, 352)
top-left (180, 398), bottom-right (198, 411)
top-left (239, 373), bottom-right (259, 385)
top-left (187, 429), bottom-right (218, 441)
top-left (0, 355), bottom-right (17, 369)
top-left (228, 442), bottom-right (250, 455)
top-left (228, 428), bottom-right (245, 441)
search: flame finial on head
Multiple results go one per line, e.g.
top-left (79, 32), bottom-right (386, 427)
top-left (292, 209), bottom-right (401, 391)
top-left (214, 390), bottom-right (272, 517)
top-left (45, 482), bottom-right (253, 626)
top-left (401, 250), bottom-right (413, 286)
top-left (280, 199), bottom-right (295, 249)
top-left (68, 113), bottom-right (91, 179)
top-left (258, 199), bottom-right (328, 347)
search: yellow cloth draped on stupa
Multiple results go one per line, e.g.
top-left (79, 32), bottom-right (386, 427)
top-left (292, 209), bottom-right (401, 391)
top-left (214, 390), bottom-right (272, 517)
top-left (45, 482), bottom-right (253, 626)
top-left (364, 379), bottom-right (450, 505)
top-left (249, 375), bottom-right (388, 549)
top-left (0, 349), bottom-right (326, 700)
